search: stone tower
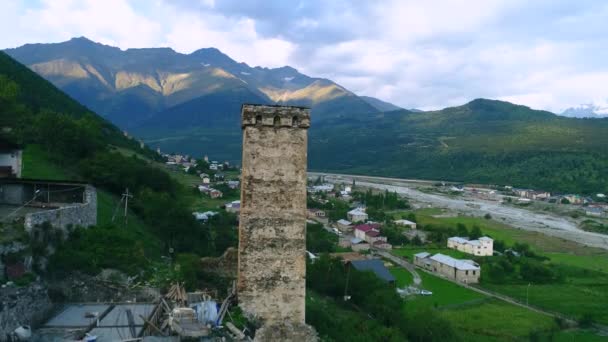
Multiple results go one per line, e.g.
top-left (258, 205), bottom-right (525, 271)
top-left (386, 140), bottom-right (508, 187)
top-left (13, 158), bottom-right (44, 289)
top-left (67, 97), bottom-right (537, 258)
top-left (238, 104), bottom-right (310, 324)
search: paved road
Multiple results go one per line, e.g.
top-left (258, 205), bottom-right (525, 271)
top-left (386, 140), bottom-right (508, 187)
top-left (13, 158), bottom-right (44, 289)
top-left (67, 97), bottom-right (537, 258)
top-left (374, 250), bottom-right (421, 286)
top-left (312, 172), bottom-right (608, 250)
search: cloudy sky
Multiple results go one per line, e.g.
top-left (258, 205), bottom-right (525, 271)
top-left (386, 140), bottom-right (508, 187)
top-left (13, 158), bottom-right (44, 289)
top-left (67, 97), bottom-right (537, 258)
top-left (2, 0), bottom-right (608, 112)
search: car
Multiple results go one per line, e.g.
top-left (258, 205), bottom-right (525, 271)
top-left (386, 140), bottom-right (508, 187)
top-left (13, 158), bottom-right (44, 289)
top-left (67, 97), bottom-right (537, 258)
top-left (420, 290), bottom-right (433, 296)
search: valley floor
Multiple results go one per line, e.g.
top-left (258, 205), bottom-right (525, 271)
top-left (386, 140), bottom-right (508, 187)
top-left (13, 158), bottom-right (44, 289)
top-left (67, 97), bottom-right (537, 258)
top-left (312, 172), bottom-right (608, 250)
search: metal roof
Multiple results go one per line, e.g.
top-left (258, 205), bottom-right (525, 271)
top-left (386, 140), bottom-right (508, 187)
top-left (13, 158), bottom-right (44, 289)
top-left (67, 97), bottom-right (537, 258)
top-left (430, 253), bottom-right (479, 271)
top-left (350, 259), bottom-right (396, 283)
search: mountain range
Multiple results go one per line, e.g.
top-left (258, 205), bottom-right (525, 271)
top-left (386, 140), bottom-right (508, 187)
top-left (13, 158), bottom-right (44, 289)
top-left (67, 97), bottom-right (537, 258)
top-left (4, 38), bottom-right (608, 193)
top-left (560, 104), bottom-right (608, 118)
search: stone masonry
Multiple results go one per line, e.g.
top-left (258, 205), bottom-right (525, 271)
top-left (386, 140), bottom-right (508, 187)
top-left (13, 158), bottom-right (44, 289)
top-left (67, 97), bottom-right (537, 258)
top-left (24, 185), bottom-right (97, 234)
top-left (237, 104), bottom-right (310, 324)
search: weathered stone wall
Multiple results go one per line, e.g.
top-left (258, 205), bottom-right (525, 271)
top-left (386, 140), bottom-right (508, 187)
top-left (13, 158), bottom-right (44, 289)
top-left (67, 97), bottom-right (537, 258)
top-left (0, 281), bottom-right (54, 339)
top-left (24, 185), bottom-right (97, 234)
top-left (238, 105), bottom-right (310, 324)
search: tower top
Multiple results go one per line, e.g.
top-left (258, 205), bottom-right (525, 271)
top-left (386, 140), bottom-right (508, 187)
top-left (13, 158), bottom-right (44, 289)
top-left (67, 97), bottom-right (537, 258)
top-left (241, 104), bottom-right (311, 129)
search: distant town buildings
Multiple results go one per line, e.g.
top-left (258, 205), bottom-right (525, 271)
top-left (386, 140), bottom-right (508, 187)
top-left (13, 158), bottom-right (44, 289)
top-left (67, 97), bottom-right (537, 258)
top-left (447, 236), bottom-right (494, 256)
top-left (414, 252), bottom-right (480, 284)
top-left (310, 184), bottom-right (334, 193)
top-left (225, 200), bottom-right (240, 213)
top-left (394, 219), bottom-right (417, 229)
top-left (307, 208), bottom-right (326, 219)
top-left (336, 219), bottom-right (352, 231)
top-left (513, 189), bottom-right (551, 200)
top-left (347, 208), bottom-right (368, 223)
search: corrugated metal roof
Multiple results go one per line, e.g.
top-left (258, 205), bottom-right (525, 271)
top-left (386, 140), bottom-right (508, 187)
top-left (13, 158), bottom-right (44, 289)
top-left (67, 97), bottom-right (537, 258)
top-left (430, 253), bottom-right (479, 271)
top-left (350, 259), bottom-right (396, 283)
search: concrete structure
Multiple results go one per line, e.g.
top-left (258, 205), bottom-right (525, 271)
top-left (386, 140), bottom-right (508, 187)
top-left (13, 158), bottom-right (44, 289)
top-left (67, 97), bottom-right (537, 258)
top-left (336, 219), bottom-right (351, 231)
top-left (225, 200), bottom-right (241, 213)
top-left (350, 238), bottom-right (370, 252)
top-left (447, 236), bottom-right (493, 256)
top-left (0, 139), bottom-right (22, 178)
top-left (1, 179), bottom-right (97, 233)
top-left (237, 104), bottom-right (311, 325)
top-left (347, 208), bottom-right (368, 222)
top-left (394, 219), bottom-right (417, 229)
top-left (307, 208), bottom-right (326, 218)
top-left (415, 253), bottom-right (480, 284)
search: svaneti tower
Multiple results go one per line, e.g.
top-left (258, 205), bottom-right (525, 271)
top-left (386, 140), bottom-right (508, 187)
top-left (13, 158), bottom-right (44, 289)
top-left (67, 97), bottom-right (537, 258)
top-left (238, 104), bottom-right (317, 341)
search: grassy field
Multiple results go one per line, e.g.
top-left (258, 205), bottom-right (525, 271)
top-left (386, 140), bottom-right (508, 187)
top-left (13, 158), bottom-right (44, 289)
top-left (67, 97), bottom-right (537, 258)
top-left (440, 299), bottom-right (558, 341)
top-left (483, 269), bottom-right (608, 324)
top-left (389, 267), bottom-right (413, 287)
top-left (389, 267), bottom-right (564, 340)
top-left (545, 252), bottom-right (608, 274)
top-left (394, 270), bottom-right (486, 310)
top-left (21, 144), bottom-right (74, 180)
top-left (97, 189), bottom-right (162, 257)
top-left (402, 209), bottom-right (608, 326)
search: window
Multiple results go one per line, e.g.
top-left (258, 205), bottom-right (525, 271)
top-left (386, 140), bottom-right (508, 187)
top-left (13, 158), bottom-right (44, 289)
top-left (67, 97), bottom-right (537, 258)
top-left (473, 270), bottom-right (476, 275)
top-left (465, 270), bottom-right (469, 275)
top-left (274, 116), bottom-right (281, 126)
top-left (292, 116), bottom-right (300, 127)
top-left (255, 115), bottom-right (262, 125)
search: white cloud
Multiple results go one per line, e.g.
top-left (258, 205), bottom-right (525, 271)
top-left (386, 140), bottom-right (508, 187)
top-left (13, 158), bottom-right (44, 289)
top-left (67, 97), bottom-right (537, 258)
top-left (1, 0), bottom-right (607, 113)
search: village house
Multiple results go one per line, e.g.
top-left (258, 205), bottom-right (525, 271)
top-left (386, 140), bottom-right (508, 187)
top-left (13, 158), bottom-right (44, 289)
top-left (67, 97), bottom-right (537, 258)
top-left (514, 189), bottom-right (551, 200)
top-left (336, 219), bottom-right (352, 231)
top-left (372, 240), bottom-right (393, 250)
top-left (201, 176), bottom-right (210, 184)
top-left (0, 139), bottom-right (22, 178)
top-left (310, 184), bottom-right (334, 193)
top-left (209, 189), bottom-right (223, 199)
top-left (227, 180), bottom-right (240, 189)
top-left (225, 200), bottom-right (241, 213)
top-left (307, 208), bottom-right (326, 219)
top-left (350, 238), bottom-right (370, 252)
top-left (562, 194), bottom-right (585, 205)
top-left (347, 207), bottom-right (368, 223)
top-left (214, 173), bottom-right (225, 181)
top-left (447, 236), bottom-right (494, 256)
top-left (338, 236), bottom-right (352, 248)
top-left (353, 223), bottom-right (381, 241)
top-left (414, 252), bottom-right (480, 284)
top-left (193, 211), bottom-right (218, 222)
top-left (394, 219), bottom-right (417, 229)
top-left (585, 206), bottom-right (605, 217)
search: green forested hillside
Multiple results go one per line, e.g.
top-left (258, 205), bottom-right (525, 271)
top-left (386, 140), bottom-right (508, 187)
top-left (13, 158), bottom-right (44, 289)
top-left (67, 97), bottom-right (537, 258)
top-left (309, 99), bottom-right (608, 193)
top-left (0, 51), bottom-right (236, 282)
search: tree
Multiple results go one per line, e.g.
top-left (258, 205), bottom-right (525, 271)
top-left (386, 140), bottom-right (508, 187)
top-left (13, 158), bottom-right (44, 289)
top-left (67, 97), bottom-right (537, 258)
top-left (456, 223), bottom-right (468, 237)
top-left (470, 225), bottom-right (482, 239)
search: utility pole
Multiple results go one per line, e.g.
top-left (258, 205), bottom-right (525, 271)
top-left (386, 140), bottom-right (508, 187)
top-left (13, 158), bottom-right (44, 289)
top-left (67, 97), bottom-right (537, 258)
top-left (526, 283), bottom-right (531, 306)
top-left (123, 188), bottom-right (133, 226)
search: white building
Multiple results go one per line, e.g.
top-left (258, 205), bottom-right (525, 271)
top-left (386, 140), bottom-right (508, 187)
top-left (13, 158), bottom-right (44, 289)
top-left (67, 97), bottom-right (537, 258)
top-left (394, 219), bottom-right (417, 229)
top-left (311, 184), bottom-right (334, 193)
top-left (447, 236), bottom-right (493, 256)
top-left (347, 208), bottom-right (368, 223)
top-left (415, 253), bottom-right (480, 284)
top-left (0, 139), bottom-right (22, 178)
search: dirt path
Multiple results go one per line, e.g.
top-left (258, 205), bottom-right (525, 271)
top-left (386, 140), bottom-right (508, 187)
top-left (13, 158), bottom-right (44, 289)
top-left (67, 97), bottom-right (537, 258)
top-left (312, 172), bottom-right (608, 250)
